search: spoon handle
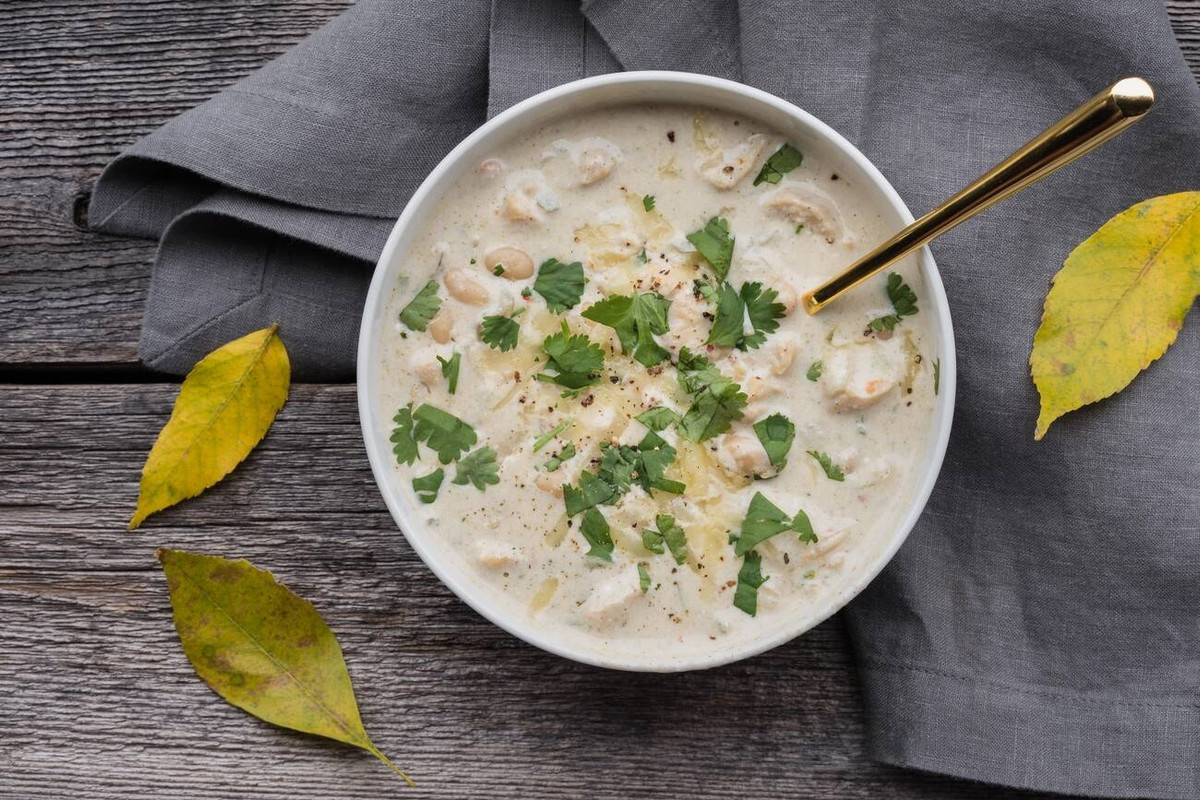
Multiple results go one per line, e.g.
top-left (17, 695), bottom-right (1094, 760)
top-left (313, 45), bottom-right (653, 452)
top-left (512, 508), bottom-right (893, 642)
top-left (802, 77), bottom-right (1155, 315)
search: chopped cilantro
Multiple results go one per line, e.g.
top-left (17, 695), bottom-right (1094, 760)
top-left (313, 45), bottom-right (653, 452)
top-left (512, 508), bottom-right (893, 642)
top-left (542, 443), bottom-right (576, 472)
top-left (692, 278), bottom-right (719, 307)
top-left (805, 360), bottom-right (823, 382)
top-left (675, 348), bottom-right (748, 442)
top-left (686, 216), bottom-right (734, 284)
top-left (638, 563), bottom-right (651, 593)
top-left (642, 514), bottom-right (688, 565)
top-left (437, 351), bottom-right (461, 394)
top-left (732, 491), bottom-right (818, 556)
top-left (867, 272), bottom-right (919, 333)
top-left (933, 357), bottom-right (941, 395)
top-left (637, 247), bottom-right (647, 264)
top-left (581, 292), bottom-right (672, 367)
top-left (532, 257), bottom-right (586, 313)
top-left (535, 321), bottom-right (605, 394)
top-left (389, 404), bottom-right (419, 466)
top-left (597, 442), bottom-right (639, 495)
top-left (643, 194), bottom-right (656, 211)
top-left (480, 308), bottom-right (523, 351)
top-left (579, 507), bottom-right (614, 561)
top-left (733, 550), bottom-right (767, 616)
top-left (752, 413), bottom-right (795, 472)
top-left (411, 403), bottom-right (477, 464)
top-left (521, 286), bottom-right (533, 298)
top-left (753, 143), bottom-right (803, 186)
top-left (412, 469), bottom-right (444, 504)
top-left (795, 224), bottom-right (805, 234)
top-left (706, 281), bottom-right (786, 350)
top-left (563, 471), bottom-right (617, 515)
top-left (807, 449), bottom-right (845, 481)
top-left (636, 406), bottom-right (679, 432)
top-left (492, 264), bottom-right (505, 276)
top-left (452, 446), bottom-right (500, 491)
top-left (533, 418), bottom-right (574, 452)
top-left (398, 280), bottom-right (442, 331)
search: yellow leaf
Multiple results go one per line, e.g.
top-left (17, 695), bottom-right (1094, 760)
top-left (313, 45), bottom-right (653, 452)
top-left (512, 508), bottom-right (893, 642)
top-left (130, 325), bottom-right (290, 528)
top-left (1031, 192), bottom-right (1200, 439)
top-left (158, 549), bottom-right (412, 784)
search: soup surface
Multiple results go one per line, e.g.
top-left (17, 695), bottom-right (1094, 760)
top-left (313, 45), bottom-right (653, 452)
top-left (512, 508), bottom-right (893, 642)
top-left (376, 104), bottom-right (939, 667)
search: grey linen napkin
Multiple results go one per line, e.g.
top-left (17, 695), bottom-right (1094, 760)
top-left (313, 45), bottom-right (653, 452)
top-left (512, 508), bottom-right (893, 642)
top-left (90, 1), bottom-right (1200, 796)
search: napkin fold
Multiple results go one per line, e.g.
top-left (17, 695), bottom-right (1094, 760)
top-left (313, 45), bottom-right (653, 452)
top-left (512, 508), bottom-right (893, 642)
top-left (91, 1), bottom-right (1200, 797)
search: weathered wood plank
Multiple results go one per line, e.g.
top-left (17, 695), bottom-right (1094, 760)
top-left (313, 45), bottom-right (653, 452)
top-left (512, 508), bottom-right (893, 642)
top-left (0, 1), bottom-right (1198, 370)
top-left (0, 384), bottom-right (1055, 799)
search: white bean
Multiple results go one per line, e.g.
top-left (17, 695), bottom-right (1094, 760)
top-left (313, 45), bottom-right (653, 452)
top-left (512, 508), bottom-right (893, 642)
top-left (429, 309), bottom-right (453, 343)
top-left (535, 472), bottom-right (564, 497)
top-left (484, 247), bottom-right (534, 280)
top-left (444, 266), bottom-right (488, 305)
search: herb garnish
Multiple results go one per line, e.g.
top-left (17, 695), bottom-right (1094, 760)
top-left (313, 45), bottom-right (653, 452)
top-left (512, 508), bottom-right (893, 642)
top-left (438, 351), bottom-right (461, 394)
top-left (706, 281), bottom-right (786, 350)
top-left (642, 514), bottom-right (688, 565)
top-left (692, 278), bottom-right (719, 307)
top-left (636, 406), bottom-right (679, 432)
top-left (480, 307), bottom-right (524, 351)
top-left (867, 272), bottom-right (919, 333)
top-left (686, 216), bottom-right (735, 284)
top-left (753, 143), bottom-right (803, 186)
top-left (412, 469), bottom-right (444, 504)
top-left (542, 443), bottom-right (576, 472)
top-left (752, 413), bottom-right (795, 472)
top-left (582, 292), bottom-right (672, 367)
top-left (638, 563), bottom-right (651, 593)
top-left (643, 194), bottom-right (656, 211)
top-left (805, 360), bottom-right (823, 382)
top-left (563, 471), bottom-right (617, 515)
top-left (411, 403), bottom-right (477, 464)
top-left (579, 508), bottom-right (614, 561)
top-left (533, 418), bottom-right (574, 452)
top-left (731, 491), bottom-right (817, 556)
top-left (675, 348), bottom-right (748, 442)
top-left (453, 446), bottom-right (500, 490)
top-left (390, 404), bottom-right (420, 466)
top-left (807, 449), bottom-right (845, 481)
top-left (933, 357), bottom-right (941, 395)
top-left (535, 322), bottom-right (605, 395)
top-left (532, 257), bottom-right (586, 313)
top-left (733, 550), bottom-right (767, 616)
top-left (398, 280), bottom-right (442, 331)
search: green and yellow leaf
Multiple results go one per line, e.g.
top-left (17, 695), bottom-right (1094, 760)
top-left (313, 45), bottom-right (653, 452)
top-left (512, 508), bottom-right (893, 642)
top-left (130, 325), bottom-right (290, 528)
top-left (1031, 192), bottom-right (1200, 439)
top-left (158, 549), bottom-right (411, 783)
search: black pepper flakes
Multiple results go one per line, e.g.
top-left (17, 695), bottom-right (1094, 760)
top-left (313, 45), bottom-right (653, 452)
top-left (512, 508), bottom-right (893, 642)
top-left (667, 130), bottom-right (675, 142)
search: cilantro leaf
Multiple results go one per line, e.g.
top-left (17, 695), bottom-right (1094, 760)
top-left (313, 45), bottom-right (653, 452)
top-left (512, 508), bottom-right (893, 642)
top-left (807, 449), bottom-right (845, 481)
top-left (390, 404), bottom-right (419, 466)
top-left (806, 360), bottom-right (823, 382)
top-left (643, 194), bottom-right (656, 211)
top-left (398, 280), bottom-right (442, 331)
top-left (638, 563), bottom-right (651, 593)
top-left (933, 357), bottom-right (941, 395)
top-left (867, 272), bottom-right (919, 333)
top-left (597, 442), bottom-right (639, 495)
top-left (642, 514), bottom-right (688, 564)
top-left (733, 549), bottom-right (767, 616)
top-left (733, 492), bottom-right (791, 556)
top-left (412, 468), bottom-right (444, 504)
top-left (753, 143), bottom-right (803, 186)
top-left (636, 406), bottom-right (679, 432)
top-left (791, 509), bottom-right (818, 544)
top-left (480, 308), bottom-right (523, 352)
top-left (412, 403), bottom-right (477, 464)
top-left (675, 348), bottom-right (747, 442)
top-left (532, 258), bottom-right (586, 313)
top-left (533, 418), bottom-right (574, 452)
top-left (438, 351), bottom-right (461, 394)
top-left (579, 508), bottom-right (614, 561)
top-left (686, 216), bottom-right (734, 283)
top-left (581, 292), bottom-right (671, 367)
top-left (563, 470), bottom-right (616, 515)
top-left (634, 432), bottom-right (685, 494)
top-left (637, 247), bottom-right (648, 264)
top-left (752, 413), bottom-right (795, 472)
top-left (706, 282), bottom-right (785, 350)
top-left (452, 446), bottom-right (500, 491)
top-left (692, 278), bottom-right (719, 307)
top-left (535, 321), bottom-right (605, 393)
top-left (542, 443), bottom-right (576, 472)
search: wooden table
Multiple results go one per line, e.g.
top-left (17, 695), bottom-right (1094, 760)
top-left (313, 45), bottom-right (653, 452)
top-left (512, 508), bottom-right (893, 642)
top-left (3, 3), bottom-right (1197, 798)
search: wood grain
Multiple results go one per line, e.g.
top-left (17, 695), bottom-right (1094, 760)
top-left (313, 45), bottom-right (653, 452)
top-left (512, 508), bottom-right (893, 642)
top-left (0, 384), bottom-right (1052, 800)
top-left (0, 0), bottom-right (1197, 370)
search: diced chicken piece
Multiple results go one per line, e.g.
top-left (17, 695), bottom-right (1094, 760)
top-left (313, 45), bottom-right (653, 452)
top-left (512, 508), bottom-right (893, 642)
top-left (475, 540), bottom-right (523, 568)
top-left (574, 137), bottom-right (623, 185)
top-left (762, 182), bottom-right (848, 243)
top-left (411, 355), bottom-right (443, 387)
top-left (581, 568), bottom-right (642, 626)
top-left (841, 449), bottom-right (895, 487)
top-left (697, 133), bottom-right (767, 189)
top-left (712, 428), bottom-right (773, 478)
top-left (500, 169), bottom-right (553, 222)
top-left (821, 340), bottom-right (905, 410)
top-left (477, 158), bottom-right (505, 178)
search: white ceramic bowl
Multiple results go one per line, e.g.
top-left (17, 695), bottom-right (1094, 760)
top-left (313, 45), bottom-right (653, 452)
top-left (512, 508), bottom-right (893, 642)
top-left (358, 71), bottom-right (956, 672)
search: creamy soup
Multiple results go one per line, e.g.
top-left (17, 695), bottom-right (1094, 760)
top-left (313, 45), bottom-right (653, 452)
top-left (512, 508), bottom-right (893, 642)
top-left (376, 104), bottom-right (939, 667)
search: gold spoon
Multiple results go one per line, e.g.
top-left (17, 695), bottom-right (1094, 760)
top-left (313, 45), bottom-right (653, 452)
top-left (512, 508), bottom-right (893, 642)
top-left (801, 77), bottom-right (1155, 315)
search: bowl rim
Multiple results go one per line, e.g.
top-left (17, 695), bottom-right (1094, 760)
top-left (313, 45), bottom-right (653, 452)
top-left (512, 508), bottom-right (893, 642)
top-left (357, 70), bottom-right (957, 672)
